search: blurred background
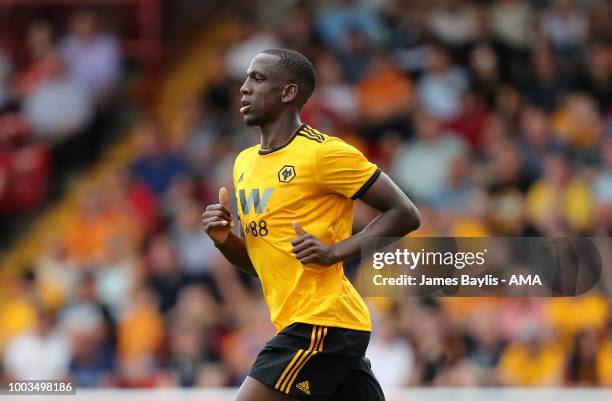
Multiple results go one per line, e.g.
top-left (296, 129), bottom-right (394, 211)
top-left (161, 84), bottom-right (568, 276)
top-left (0, 0), bottom-right (611, 391)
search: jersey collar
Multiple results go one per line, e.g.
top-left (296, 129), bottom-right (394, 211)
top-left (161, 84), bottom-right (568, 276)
top-left (258, 123), bottom-right (307, 155)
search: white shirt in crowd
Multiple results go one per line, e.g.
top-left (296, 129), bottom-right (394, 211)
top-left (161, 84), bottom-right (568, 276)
top-left (367, 337), bottom-right (414, 388)
top-left (3, 330), bottom-right (71, 380)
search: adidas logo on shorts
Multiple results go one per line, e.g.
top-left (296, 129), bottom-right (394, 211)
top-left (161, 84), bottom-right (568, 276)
top-left (296, 380), bottom-right (310, 395)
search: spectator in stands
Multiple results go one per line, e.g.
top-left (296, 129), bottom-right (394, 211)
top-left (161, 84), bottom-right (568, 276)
top-left (356, 51), bottom-right (414, 140)
top-left (165, 285), bottom-right (229, 386)
top-left (3, 307), bottom-right (72, 380)
top-left (432, 156), bottom-right (480, 217)
top-left (392, 111), bottom-right (467, 203)
top-left (130, 119), bottom-right (188, 195)
top-left (433, 360), bottom-right (481, 386)
top-left (60, 10), bottom-right (120, 104)
top-left (525, 48), bottom-right (566, 112)
top-left (18, 20), bottom-right (56, 97)
top-left (547, 298), bottom-right (610, 341)
top-left (494, 84), bottom-right (523, 129)
top-left (95, 236), bottom-right (137, 320)
top-left (517, 106), bottom-right (561, 180)
top-left (0, 271), bottom-right (38, 352)
top-left (219, 302), bottom-right (274, 386)
top-left (578, 43), bottom-right (612, 113)
top-left (428, 0), bottom-right (481, 50)
top-left (60, 272), bottom-right (116, 387)
top-left (589, 1), bottom-right (612, 43)
top-left (551, 92), bottom-right (603, 155)
top-left (482, 121), bottom-right (529, 236)
top-left (0, 140), bottom-right (51, 214)
top-left (468, 44), bottom-right (501, 108)
top-left (35, 236), bottom-right (77, 311)
top-left (64, 185), bottom-right (139, 265)
top-left (465, 309), bottom-right (504, 383)
top-left (277, 4), bottom-right (316, 56)
top-left (315, 0), bottom-right (389, 54)
top-left (169, 198), bottom-right (218, 282)
top-left (224, 19), bottom-right (279, 81)
top-left (598, 325), bottom-right (612, 386)
top-left (566, 330), bottom-right (600, 385)
top-left (417, 44), bottom-right (469, 121)
top-left (200, 52), bottom-right (239, 131)
top-left (117, 353), bottom-right (171, 388)
top-left (498, 298), bottom-right (546, 343)
top-left (196, 362), bottom-right (229, 387)
top-left (70, 336), bottom-right (116, 387)
top-left (498, 328), bottom-right (565, 386)
top-left (366, 314), bottom-right (414, 388)
top-left (23, 51), bottom-right (92, 142)
top-left (485, 137), bottom-right (531, 194)
top-left (117, 286), bottom-right (164, 366)
top-left (489, 0), bottom-right (534, 51)
top-left (446, 89), bottom-right (490, 153)
top-left (540, 0), bottom-right (588, 55)
top-left (108, 170), bottom-right (159, 237)
top-left (145, 233), bottom-right (185, 314)
top-left (526, 152), bottom-right (595, 234)
top-left (409, 305), bottom-right (449, 385)
top-left (166, 285), bottom-right (221, 339)
top-left (166, 322), bottom-right (207, 387)
top-left (333, 27), bottom-right (374, 84)
top-left (308, 52), bottom-right (356, 125)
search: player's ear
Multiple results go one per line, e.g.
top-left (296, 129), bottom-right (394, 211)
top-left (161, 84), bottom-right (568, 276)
top-left (281, 83), bottom-right (298, 103)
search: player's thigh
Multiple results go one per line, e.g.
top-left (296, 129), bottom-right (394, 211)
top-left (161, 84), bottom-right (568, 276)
top-left (235, 376), bottom-right (302, 401)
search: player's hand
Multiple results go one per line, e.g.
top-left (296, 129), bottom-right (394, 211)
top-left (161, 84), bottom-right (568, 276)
top-left (291, 221), bottom-right (337, 266)
top-left (202, 187), bottom-right (234, 244)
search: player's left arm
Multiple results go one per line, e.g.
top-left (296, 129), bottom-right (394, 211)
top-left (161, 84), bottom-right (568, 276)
top-left (292, 143), bottom-right (420, 266)
top-left (292, 172), bottom-right (419, 265)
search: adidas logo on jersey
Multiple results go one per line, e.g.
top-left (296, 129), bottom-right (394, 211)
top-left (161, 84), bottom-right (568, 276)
top-left (296, 380), bottom-right (310, 395)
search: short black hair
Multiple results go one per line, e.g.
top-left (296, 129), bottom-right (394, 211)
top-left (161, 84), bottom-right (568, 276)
top-left (261, 48), bottom-right (316, 105)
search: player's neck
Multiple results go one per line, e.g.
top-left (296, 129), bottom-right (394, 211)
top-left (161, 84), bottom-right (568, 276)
top-left (259, 114), bottom-right (302, 151)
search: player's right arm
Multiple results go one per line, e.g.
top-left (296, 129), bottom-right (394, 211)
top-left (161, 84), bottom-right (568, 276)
top-left (202, 187), bottom-right (257, 276)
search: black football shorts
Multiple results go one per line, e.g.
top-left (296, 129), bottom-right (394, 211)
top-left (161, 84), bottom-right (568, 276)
top-left (248, 322), bottom-right (385, 401)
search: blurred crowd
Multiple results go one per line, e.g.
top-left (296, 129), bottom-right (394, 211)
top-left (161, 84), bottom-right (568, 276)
top-left (0, 10), bottom-right (121, 217)
top-left (2, 0), bottom-right (612, 390)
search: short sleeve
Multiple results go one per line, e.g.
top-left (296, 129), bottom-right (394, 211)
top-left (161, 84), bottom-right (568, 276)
top-left (316, 137), bottom-right (381, 199)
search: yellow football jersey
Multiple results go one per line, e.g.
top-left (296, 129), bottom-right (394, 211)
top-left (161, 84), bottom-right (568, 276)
top-left (233, 124), bottom-right (380, 332)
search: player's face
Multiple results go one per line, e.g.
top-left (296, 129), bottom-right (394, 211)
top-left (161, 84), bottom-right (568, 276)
top-left (240, 53), bottom-right (285, 126)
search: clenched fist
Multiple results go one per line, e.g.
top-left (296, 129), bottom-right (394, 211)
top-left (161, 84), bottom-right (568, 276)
top-left (202, 187), bottom-right (234, 244)
top-left (291, 221), bottom-right (337, 266)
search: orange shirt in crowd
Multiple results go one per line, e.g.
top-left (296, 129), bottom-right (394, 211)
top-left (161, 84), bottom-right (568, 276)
top-left (598, 340), bottom-right (612, 386)
top-left (498, 342), bottom-right (565, 386)
top-left (65, 207), bottom-right (139, 265)
top-left (547, 298), bottom-right (610, 340)
top-left (357, 69), bottom-right (413, 123)
top-left (526, 178), bottom-right (595, 232)
top-left (118, 295), bottom-right (164, 359)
